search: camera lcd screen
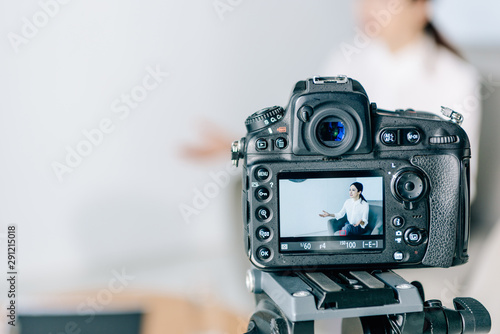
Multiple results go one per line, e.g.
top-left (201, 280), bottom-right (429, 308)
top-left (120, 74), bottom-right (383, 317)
top-left (278, 171), bottom-right (384, 253)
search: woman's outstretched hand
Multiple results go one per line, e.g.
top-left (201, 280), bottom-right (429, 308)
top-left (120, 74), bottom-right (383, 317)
top-left (180, 119), bottom-right (235, 161)
top-left (319, 210), bottom-right (333, 218)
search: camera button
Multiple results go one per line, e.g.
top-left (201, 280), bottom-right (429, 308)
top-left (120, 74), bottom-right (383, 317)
top-left (255, 167), bottom-right (270, 181)
top-left (392, 216), bottom-right (405, 228)
top-left (381, 130), bottom-right (398, 145)
top-left (256, 207), bottom-right (271, 222)
top-left (275, 137), bottom-right (288, 149)
top-left (406, 130), bottom-right (421, 144)
top-left (256, 226), bottom-right (271, 241)
top-left (257, 247), bottom-right (272, 261)
top-left (255, 187), bottom-right (271, 201)
top-left (405, 228), bottom-right (424, 246)
top-left (393, 251), bottom-right (404, 261)
top-left (256, 138), bottom-right (268, 150)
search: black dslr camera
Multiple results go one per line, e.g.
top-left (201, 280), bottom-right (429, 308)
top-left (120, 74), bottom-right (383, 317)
top-left (232, 76), bottom-right (470, 271)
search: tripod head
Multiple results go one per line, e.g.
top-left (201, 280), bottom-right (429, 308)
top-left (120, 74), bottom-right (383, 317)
top-left (244, 269), bottom-right (491, 334)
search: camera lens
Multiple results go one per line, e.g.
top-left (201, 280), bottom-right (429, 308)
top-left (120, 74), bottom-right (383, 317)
top-left (317, 118), bottom-right (346, 147)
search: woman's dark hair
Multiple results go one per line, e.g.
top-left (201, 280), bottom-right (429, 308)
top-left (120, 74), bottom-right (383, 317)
top-left (424, 21), bottom-right (463, 58)
top-left (351, 182), bottom-right (367, 203)
top-left (415, 0), bottom-right (463, 59)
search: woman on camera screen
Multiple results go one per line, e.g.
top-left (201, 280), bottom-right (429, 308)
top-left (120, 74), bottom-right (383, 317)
top-left (319, 182), bottom-right (369, 236)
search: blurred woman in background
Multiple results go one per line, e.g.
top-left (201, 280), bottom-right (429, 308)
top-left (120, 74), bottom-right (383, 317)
top-left (323, 0), bottom-right (482, 199)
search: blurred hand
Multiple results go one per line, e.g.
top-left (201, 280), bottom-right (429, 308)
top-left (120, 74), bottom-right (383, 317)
top-left (181, 119), bottom-right (236, 161)
top-left (319, 210), bottom-right (333, 218)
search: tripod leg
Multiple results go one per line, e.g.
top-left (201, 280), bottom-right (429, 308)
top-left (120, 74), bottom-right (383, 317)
top-left (360, 316), bottom-right (391, 334)
top-left (289, 320), bottom-right (314, 334)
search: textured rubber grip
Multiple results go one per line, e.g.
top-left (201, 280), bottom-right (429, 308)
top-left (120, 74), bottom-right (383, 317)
top-left (412, 155), bottom-right (460, 267)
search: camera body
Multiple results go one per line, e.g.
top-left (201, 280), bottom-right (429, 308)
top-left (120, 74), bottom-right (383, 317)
top-left (234, 76), bottom-right (470, 271)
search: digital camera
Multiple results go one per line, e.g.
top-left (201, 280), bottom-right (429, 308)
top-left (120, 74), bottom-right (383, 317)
top-left (231, 76), bottom-right (470, 271)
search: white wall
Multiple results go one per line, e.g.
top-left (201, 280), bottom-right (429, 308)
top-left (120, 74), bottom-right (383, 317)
top-left (432, 0), bottom-right (500, 46)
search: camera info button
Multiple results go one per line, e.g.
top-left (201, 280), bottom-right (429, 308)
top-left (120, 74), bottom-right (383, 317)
top-left (392, 216), bottom-right (405, 227)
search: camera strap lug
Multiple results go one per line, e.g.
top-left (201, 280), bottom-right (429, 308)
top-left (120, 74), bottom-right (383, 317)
top-left (231, 138), bottom-right (245, 167)
top-left (441, 106), bottom-right (464, 126)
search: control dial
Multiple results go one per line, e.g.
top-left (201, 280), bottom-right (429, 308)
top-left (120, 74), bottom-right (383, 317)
top-left (245, 106), bottom-right (284, 132)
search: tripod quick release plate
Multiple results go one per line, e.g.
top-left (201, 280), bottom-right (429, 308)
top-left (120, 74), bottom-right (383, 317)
top-left (247, 269), bottom-right (423, 322)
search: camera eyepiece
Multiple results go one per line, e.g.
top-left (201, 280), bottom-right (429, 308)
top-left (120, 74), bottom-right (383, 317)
top-left (317, 118), bottom-right (346, 147)
top-left (307, 106), bottom-right (358, 156)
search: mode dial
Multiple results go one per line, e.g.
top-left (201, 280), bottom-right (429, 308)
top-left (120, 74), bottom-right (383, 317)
top-left (245, 106), bottom-right (284, 132)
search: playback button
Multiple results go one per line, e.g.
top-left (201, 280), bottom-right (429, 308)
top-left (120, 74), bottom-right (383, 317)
top-left (256, 138), bottom-right (268, 150)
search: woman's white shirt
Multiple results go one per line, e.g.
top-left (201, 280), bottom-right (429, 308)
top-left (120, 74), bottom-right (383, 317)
top-left (334, 198), bottom-right (369, 228)
top-left (322, 35), bottom-right (481, 199)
